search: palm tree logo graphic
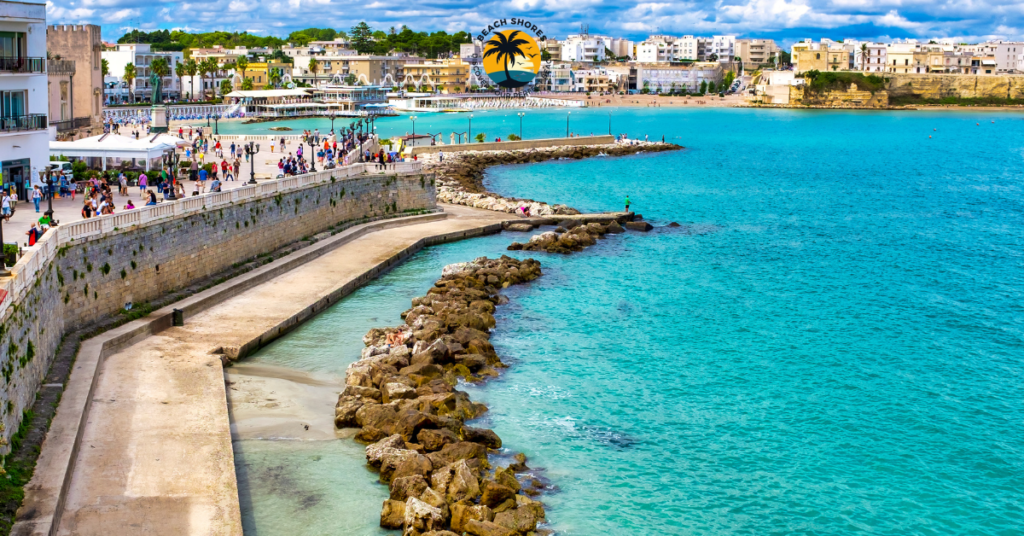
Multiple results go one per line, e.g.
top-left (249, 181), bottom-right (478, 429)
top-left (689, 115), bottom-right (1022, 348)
top-left (483, 30), bottom-right (540, 89)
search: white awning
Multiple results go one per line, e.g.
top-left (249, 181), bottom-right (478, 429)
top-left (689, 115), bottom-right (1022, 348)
top-left (225, 89), bottom-right (312, 98)
top-left (50, 133), bottom-right (176, 162)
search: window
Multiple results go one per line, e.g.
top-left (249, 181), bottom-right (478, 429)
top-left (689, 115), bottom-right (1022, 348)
top-left (0, 31), bottom-right (27, 58)
top-left (816, 53), bottom-right (820, 59)
top-left (1, 90), bottom-right (27, 118)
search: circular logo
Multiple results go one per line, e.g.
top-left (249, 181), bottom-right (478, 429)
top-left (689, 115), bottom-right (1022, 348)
top-left (483, 30), bottom-right (541, 89)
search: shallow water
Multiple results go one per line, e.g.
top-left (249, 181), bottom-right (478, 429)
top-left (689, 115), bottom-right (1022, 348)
top-left (237, 109), bottom-right (1024, 535)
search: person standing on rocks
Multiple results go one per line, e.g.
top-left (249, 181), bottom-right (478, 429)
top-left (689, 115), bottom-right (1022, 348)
top-left (625, 195), bottom-right (631, 213)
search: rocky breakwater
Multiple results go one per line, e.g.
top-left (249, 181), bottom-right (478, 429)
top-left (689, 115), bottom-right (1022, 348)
top-left (336, 256), bottom-right (552, 536)
top-left (432, 142), bottom-right (681, 216)
top-left (508, 218), bottom-right (654, 254)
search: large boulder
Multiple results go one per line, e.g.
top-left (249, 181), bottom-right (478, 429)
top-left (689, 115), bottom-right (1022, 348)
top-left (390, 474), bottom-right (429, 502)
top-left (480, 481), bottom-right (516, 509)
top-left (626, 221), bottom-right (653, 232)
top-left (404, 497), bottom-right (444, 535)
top-left (605, 221), bottom-right (625, 233)
top-left (493, 505), bottom-right (540, 533)
top-left (461, 426), bottom-right (502, 449)
top-left (464, 519), bottom-right (516, 536)
top-left (382, 382), bottom-right (418, 403)
top-left (426, 442), bottom-right (487, 468)
top-left (417, 428), bottom-right (458, 452)
top-left (381, 450), bottom-right (433, 483)
top-left (504, 223), bottom-right (534, 232)
top-left (393, 409), bottom-right (434, 441)
top-left (334, 397), bottom-right (366, 428)
top-left (451, 503), bottom-right (494, 533)
top-left (366, 434), bottom-right (406, 466)
top-left (342, 385), bottom-right (382, 402)
top-left (380, 499), bottom-right (406, 529)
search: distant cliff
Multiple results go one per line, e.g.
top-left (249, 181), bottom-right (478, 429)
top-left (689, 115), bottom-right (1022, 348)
top-left (885, 74), bottom-right (1024, 105)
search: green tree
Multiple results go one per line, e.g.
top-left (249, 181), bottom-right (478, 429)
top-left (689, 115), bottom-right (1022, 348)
top-left (699, 80), bottom-right (707, 95)
top-left (474, 133), bottom-right (486, 143)
top-left (540, 49), bottom-right (551, 62)
top-left (483, 31), bottom-right (530, 86)
top-left (861, 43), bottom-right (868, 71)
top-left (123, 63), bottom-right (136, 102)
top-left (185, 58), bottom-right (198, 99)
top-left (101, 58), bottom-right (109, 78)
top-left (241, 77), bottom-right (254, 90)
top-left (174, 61), bottom-right (187, 101)
top-left (308, 57), bottom-right (320, 81)
top-left (350, 22), bottom-right (374, 54)
top-left (234, 55), bottom-right (249, 88)
top-left (150, 57), bottom-right (170, 102)
top-left (268, 68), bottom-right (281, 88)
top-left (220, 79), bottom-right (232, 96)
top-left (708, 81), bottom-right (716, 93)
top-left (200, 58), bottom-right (218, 99)
top-left (344, 73), bottom-right (357, 85)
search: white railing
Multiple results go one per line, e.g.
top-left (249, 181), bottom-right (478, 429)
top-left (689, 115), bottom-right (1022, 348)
top-left (0, 156), bottom-right (424, 322)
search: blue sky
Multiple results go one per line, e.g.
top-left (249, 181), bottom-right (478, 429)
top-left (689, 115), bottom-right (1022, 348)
top-left (43, 0), bottom-right (1023, 47)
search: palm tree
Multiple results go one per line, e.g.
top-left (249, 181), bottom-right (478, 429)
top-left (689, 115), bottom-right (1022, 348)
top-left (308, 57), bottom-right (319, 82)
top-left (174, 61), bottom-right (186, 101)
top-left (241, 77), bottom-right (254, 91)
top-left (268, 69), bottom-right (281, 88)
top-left (200, 58), bottom-right (218, 100)
top-left (483, 31), bottom-right (530, 87)
top-left (235, 55), bottom-right (249, 88)
top-left (123, 63), bottom-right (136, 103)
top-left (185, 58), bottom-right (198, 100)
top-left (861, 43), bottom-right (868, 71)
top-left (101, 58), bottom-right (109, 78)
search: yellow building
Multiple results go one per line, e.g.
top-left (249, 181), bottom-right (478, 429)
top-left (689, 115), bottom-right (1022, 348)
top-left (236, 61), bottom-right (289, 89)
top-left (403, 58), bottom-right (470, 94)
top-left (792, 40), bottom-right (849, 73)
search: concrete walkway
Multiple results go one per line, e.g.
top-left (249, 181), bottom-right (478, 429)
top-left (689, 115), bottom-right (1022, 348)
top-left (21, 204), bottom-right (509, 536)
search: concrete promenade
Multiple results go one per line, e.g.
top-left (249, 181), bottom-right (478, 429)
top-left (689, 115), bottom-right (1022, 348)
top-left (16, 204), bottom-right (510, 536)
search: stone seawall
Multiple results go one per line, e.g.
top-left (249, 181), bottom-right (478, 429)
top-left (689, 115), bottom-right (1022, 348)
top-left (0, 170), bottom-right (436, 452)
top-left (410, 136), bottom-right (616, 156)
top-left (431, 142), bottom-right (682, 216)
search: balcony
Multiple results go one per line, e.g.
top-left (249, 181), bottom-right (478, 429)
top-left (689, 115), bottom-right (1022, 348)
top-left (0, 114), bottom-right (48, 133)
top-left (0, 56), bottom-right (46, 74)
top-left (51, 117), bottom-right (92, 133)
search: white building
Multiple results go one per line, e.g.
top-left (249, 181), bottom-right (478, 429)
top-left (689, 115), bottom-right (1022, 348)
top-left (636, 35), bottom-right (710, 63)
top-left (102, 43), bottom-right (183, 104)
top-left (561, 35), bottom-right (632, 62)
top-left (852, 42), bottom-right (887, 72)
top-left (986, 41), bottom-right (1024, 72)
top-left (1, 0), bottom-right (49, 197)
top-left (709, 35), bottom-right (736, 61)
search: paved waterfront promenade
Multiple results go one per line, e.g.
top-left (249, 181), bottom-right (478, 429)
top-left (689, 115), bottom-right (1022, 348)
top-left (16, 204), bottom-right (509, 536)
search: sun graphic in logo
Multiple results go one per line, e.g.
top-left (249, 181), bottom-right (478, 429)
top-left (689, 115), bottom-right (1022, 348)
top-left (483, 30), bottom-right (541, 89)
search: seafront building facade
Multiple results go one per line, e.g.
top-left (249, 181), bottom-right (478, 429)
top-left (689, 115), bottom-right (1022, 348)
top-left (46, 24), bottom-right (103, 139)
top-left (102, 43), bottom-right (183, 103)
top-left (0, 0), bottom-right (48, 197)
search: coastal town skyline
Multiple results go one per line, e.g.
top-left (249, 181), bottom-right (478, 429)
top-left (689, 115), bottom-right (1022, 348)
top-left (44, 0), bottom-right (1024, 47)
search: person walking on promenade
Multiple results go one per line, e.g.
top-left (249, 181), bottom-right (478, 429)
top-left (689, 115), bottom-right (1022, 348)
top-left (138, 173), bottom-right (148, 198)
top-left (270, 139), bottom-right (276, 153)
top-left (1, 192), bottom-right (11, 222)
top-left (233, 159), bottom-right (241, 181)
top-left (624, 195), bottom-right (631, 213)
top-left (31, 186), bottom-right (42, 212)
top-left (119, 172), bottom-right (128, 196)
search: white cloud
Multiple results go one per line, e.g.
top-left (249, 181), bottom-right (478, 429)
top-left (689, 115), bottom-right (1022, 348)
top-left (103, 7), bottom-right (139, 22)
top-left (46, 1), bottom-right (95, 19)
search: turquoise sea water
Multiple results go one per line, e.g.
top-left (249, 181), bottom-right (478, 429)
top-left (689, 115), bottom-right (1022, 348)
top-left (237, 109), bottom-right (1024, 535)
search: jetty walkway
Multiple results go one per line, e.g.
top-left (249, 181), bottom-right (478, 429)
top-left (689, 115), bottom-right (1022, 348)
top-left (14, 204), bottom-right (509, 536)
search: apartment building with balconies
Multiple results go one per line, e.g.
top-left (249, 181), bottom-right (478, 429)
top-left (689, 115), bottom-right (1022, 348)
top-left (1, 0), bottom-right (48, 197)
top-left (735, 39), bottom-right (780, 66)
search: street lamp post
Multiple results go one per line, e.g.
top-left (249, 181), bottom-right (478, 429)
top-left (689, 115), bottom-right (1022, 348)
top-left (245, 142), bottom-right (260, 185)
top-left (517, 112), bottom-right (525, 139)
top-left (43, 173), bottom-right (55, 224)
top-left (206, 113), bottom-right (211, 127)
top-left (306, 137), bottom-right (317, 172)
top-left (468, 114), bottom-right (473, 143)
top-left (566, 111), bottom-right (571, 138)
top-left (329, 112), bottom-right (337, 133)
top-left (163, 151), bottom-right (179, 200)
top-left (410, 115), bottom-right (417, 140)
top-left (213, 113), bottom-right (220, 135)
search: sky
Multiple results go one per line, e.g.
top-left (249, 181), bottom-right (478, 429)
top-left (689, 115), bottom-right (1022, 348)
top-left (43, 0), bottom-right (1024, 47)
